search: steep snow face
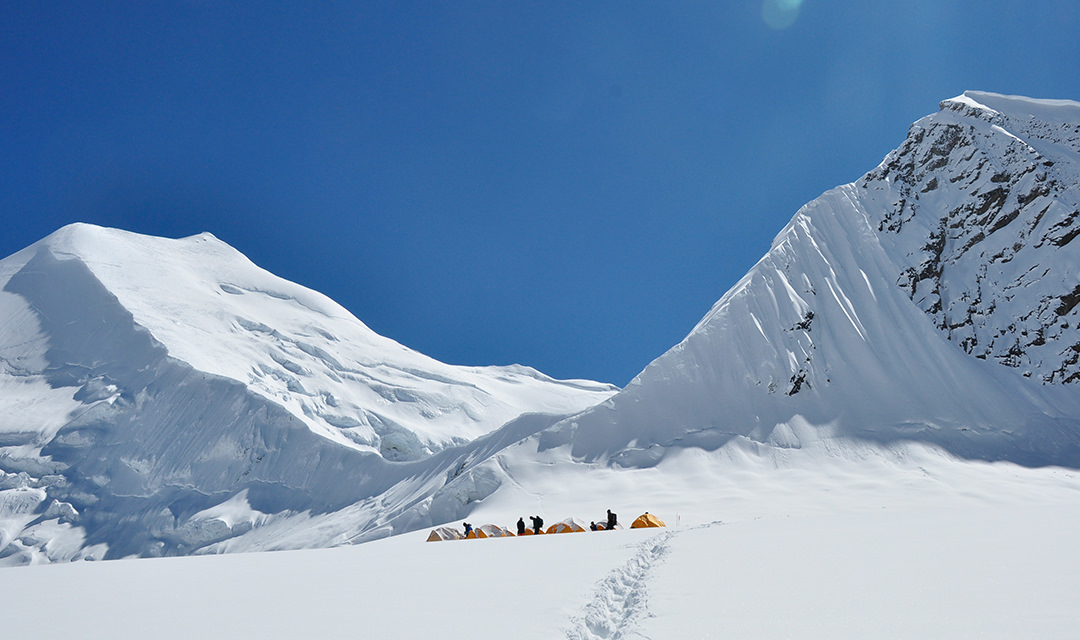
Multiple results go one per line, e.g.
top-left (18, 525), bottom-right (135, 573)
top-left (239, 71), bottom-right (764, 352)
top-left (0, 224), bottom-right (616, 562)
top-left (547, 91), bottom-right (1080, 468)
top-left (863, 91), bottom-right (1080, 383)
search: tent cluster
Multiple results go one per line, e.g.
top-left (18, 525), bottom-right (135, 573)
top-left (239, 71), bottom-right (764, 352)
top-left (426, 512), bottom-right (665, 542)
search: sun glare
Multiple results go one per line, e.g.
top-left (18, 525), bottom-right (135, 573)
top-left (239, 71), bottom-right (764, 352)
top-left (762, 0), bottom-right (803, 30)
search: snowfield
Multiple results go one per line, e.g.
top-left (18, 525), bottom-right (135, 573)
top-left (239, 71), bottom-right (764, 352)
top-left (2, 440), bottom-right (1078, 639)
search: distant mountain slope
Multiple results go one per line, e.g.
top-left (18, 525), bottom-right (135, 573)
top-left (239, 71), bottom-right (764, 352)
top-left (0, 224), bottom-right (616, 563)
top-left (539, 92), bottom-right (1080, 468)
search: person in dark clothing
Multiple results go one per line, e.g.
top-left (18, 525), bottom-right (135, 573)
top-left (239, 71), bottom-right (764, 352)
top-left (462, 522), bottom-right (473, 537)
top-left (517, 517), bottom-right (526, 536)
top-left (530, 515), bottom-right (543, 534)
top-left (590, 521), bottom-right (598, 531)
top-left (606, 509), bottom-right (617, 530)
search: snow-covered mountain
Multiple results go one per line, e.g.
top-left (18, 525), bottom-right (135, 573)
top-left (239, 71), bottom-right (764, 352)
top-left (525, 91), bottom-right (1080, 471)
top-left (871, 92), bottom-right (1080, 382)
top-left (0, 224), bottom-right (616, 563)
top-left (3, 91), bottom-right (1079, 567)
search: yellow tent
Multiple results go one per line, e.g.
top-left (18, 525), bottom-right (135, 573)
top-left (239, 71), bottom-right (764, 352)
top-left (426, 526), bottom-right (464, 542)
top-left (476, 524), bottom-right (514, 538)
top-left (629, 512), bottom-right (666, 529)
top-left (546, 517), bottom-right (588, 534)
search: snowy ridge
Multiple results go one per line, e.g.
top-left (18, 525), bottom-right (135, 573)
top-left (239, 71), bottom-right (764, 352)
top-left (3, 224), bottom-right (616, 457)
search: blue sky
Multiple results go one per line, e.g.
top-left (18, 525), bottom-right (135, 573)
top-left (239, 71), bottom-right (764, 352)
top-left (3, 2), bottom-right (1078, 386)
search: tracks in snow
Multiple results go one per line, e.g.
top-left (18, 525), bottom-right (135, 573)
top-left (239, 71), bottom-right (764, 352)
top-left (565, 528), bottom-right (677, 640)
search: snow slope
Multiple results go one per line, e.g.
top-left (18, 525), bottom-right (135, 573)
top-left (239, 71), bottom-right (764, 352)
top-left (0, 224), bottom-right (616, 563)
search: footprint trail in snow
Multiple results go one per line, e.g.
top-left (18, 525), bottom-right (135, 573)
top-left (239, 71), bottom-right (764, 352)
top-left (565, 527), bottom-right (683, 639)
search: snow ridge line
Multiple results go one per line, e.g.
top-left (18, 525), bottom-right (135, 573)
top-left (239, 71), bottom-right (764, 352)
top-left (564, 527), bottom-right (680, 640)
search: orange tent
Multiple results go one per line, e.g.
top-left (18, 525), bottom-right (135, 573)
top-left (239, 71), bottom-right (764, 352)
top-left (546, 517), bottom-right (588, 534)
top-left (630, 512), bottom-right (666, 529)
top-left (426, 526), bottom-right (464, 542)
top-left (476, 524), bottom-right (514, 538)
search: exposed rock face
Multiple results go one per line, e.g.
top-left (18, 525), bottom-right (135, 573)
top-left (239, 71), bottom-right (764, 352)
top-left (862, 92), bottom-right (1080, 382)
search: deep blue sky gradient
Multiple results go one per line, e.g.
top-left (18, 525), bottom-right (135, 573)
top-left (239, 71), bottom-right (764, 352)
top-left (3, 2), bottom-right (1078, 385)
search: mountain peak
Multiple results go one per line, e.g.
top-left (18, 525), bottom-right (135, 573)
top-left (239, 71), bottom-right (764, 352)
top-left (41, 222), bottom-right (222, 251)
top-left (942, 90), bottom-right (1080, 125)
top-left (865, 89), bottom-right (1080, 384)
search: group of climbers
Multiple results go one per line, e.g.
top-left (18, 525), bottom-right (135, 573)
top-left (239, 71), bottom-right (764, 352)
top-left (428, 508), bottom-right (666, 542)
top-left (589, 509), bottom-right (617, 531)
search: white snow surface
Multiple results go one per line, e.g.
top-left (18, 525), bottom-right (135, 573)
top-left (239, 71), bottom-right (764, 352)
top-left (1, 439), bottom-right (1078, 639)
